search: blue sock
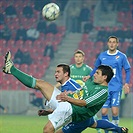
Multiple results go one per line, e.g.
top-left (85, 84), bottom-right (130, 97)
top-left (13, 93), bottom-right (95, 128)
top-left (102, 115), bottom-right (109, 133)
top-left (96, 120), bottom-right (121, 132)
top-left (112, 116), bottom-right (119, 133)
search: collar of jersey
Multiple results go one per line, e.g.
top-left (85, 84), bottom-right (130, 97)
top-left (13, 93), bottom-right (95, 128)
top-left (62, 78), bottom-right (71, 86)
top-left (107, 50), bottom-right (118, 55)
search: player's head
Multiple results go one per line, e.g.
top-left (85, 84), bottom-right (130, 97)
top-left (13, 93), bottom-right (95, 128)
top-left (74, 49), bottom-right (85, 65)
top-left (55, 64), bottom-right (70, 84)
top-left (93, 65), bottom-right (114, 84)
top-left (107, 36), bottom-right (119, 52)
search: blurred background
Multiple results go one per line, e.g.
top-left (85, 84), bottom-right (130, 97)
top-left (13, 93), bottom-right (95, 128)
top-left (0, 0), bottom-right (132, 119)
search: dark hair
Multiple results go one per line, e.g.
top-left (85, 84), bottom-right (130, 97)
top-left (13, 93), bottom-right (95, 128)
top-left (97, 65), bottom-right (114, 83)
top-left (57, 64), bottom-right (70, 77)
top-left (74, 49), bottom-right (85, 56)
top-left (108, 36), bottom-right (119, 43)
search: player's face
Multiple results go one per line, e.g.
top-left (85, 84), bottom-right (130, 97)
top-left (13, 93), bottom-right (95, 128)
top-left (54, 67), bottom-right (67, 84)
top-left (107, 38), bottom-right (118, 52)
top-left (93, 69), bottom-right (106, 84)
top-left (74, 53), bottom-right (84, 65)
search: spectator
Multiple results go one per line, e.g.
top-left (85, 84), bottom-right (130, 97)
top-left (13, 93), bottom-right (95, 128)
top-left (96, 27), bottom-right (107, 42)
top-left (23, 4), bottom-right (33, 18)
top-left (124, 27), bottom-right (132, 42)
top-left (101, 0), bottom-right (108, 12)
top-left (126, 43), bottom-right (133, 58)
top-left (43, 41), bottom-right (54, 59)
top-left (5, 3), bottom-right (17, 18)
top-left (23, 50), bottom-right (32, 65)
top-left (34, 0), bottom-right (50, 11)
top-left (30, 90), bottom-right (45, 109)
top-left (0, 25), bottom-right (12, 40)
top-left (26, 26), bottom-right (40, 41)
top-left (0, 13), bottom-right (4, 24)
top-left (79, 3), bottom-right (90, 32)
top-left (67, 2), bottom-right (80, 33)
top-left (14, 49), bottom-right (24, 65)
top-left (83, 20), bottom-right (93, 33)
top-left (14, 49), bottom-right (32, 65)
top-left (47, 22), bottom-right (58, 34)
top-left (37, 18), bottom-right (47, 34)
top-left (15, 25), bottom-right (27, 41)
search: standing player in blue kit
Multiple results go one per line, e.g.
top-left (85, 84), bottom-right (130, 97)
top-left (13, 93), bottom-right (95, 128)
top-left (83, 36), bottom-right (131, 133)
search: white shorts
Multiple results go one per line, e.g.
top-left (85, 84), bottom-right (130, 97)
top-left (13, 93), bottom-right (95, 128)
top-left (46, 87), bottom-right (61, 110)
top-left (47, 87), bottom-right (73, 130)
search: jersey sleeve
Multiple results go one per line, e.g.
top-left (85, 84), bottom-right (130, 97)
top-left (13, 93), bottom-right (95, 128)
top-left (122, 54), bottom-right (131, 83)
top-left (85, 88), bottom-right (108, 107)
top-left (90, 54), bottom-right (102, 77)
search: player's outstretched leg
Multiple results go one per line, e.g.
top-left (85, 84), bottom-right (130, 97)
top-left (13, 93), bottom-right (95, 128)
top-left (2, 51), bottom-right (55, 101)
top-left (96, 119), bottom-right (128, 133)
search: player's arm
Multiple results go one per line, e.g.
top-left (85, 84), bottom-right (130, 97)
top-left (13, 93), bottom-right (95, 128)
top-left (83, 56), bottom-right (101, 82)
top-left (123, 55), bottom-right (131, 94)
top-left (55, 82), bottom-right (61, 89)
top-left (56, 92), bottom-right (86, 106)
top-left (85, 89), bottom-right (108, 107)
top-left (123, 68), bottom-right (131, 94)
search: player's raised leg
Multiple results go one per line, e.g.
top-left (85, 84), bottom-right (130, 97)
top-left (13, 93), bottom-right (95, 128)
top-left (3, 51), bottom-right (54, 101)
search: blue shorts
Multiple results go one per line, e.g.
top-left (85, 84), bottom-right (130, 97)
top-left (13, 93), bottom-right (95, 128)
top-left (62, 117), bottom-right (95, 133)
top-left (102, 91), bottom-right (122, 108)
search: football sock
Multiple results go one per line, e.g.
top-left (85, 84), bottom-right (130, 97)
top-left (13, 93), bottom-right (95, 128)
top-left (93, 115), bottom-right (101, 133)
top-left (11, 66), bottom-right (36, 88)
top-left (112, 116), bottom-right (119, 133)
top-left (102, 115), bottom-right (109, 133)
top-left (96, 120), bottom-right (121, 132)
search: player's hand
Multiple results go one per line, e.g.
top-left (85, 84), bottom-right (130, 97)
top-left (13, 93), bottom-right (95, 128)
top-left (56, 92), bottom-right (68, 102)
top-left (38, 110), bottom-right (45, 116)
top-left (123, 83), bottom-right (130, 94)
top-left (83, 75), bottom-right (90, 82)
top-left (38, 109), bottom-right (53, 116)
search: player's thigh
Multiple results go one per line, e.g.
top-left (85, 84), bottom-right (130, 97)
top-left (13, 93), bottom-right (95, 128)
top-left (48, 102), bottom-right (72, 131)
top-left (46, 87), bottom-right (61, 110)
top-left (111, 91), bottom-right (122, 107)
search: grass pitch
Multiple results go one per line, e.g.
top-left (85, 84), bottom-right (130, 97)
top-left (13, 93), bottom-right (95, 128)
top-left (0, 115), bottom-right (133, 133)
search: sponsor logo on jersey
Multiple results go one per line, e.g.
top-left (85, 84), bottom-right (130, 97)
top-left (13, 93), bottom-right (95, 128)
top-left (73, 90), bottom-right (83, 99)
top-left (115, 55), bottom-right (120, 59)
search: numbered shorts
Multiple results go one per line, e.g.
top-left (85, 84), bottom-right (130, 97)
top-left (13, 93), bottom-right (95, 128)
top-left (102, 91), bottom-right (122, 108)
top-left (46, 87), bottom-right (73, 130)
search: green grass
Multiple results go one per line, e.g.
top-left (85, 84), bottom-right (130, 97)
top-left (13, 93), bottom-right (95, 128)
top-left (0, 115), bottom-right (133, 133)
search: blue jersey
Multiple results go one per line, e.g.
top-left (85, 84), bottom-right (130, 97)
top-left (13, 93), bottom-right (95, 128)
top-left (61, 78), bottom-right (81, 92)
top-left (94, 50), bottom-right (131, 92)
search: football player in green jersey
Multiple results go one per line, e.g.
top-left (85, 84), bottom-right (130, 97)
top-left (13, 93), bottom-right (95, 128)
top-left (3, 51), bottom-right (115, 133)
top-left (70, 49), bottom-right (92, 87)
top-left (70, 49), bottom-right (101, 133)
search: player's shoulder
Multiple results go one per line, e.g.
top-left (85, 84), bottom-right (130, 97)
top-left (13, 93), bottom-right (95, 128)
top-left (117, 50), bottom-right (127, 58)
top-left (68, 78), bottom-right (81, 87)
top-left (70, 64), bottom-right (75, 68)
top-left (83, 64), bottom-right (92, 70)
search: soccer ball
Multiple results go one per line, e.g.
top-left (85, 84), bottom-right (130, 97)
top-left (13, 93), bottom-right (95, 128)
top-left (42, 3), bottom-right (60, 21)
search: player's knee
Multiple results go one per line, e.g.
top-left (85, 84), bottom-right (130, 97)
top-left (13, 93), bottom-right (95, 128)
top-left (91, 122), bottom-right (97, 128)
top-left (35, 79), bottom-right (44, 89)
top-left (101, 108), bottom-right (108, 115)
top-left (112, 111), bottom-right (119, 116)
top-left (43, 124), bottom-right (54, 133)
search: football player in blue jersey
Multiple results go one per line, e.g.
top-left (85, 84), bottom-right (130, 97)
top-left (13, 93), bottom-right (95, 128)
top-left (83, 36), bottom-right (131, 133)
